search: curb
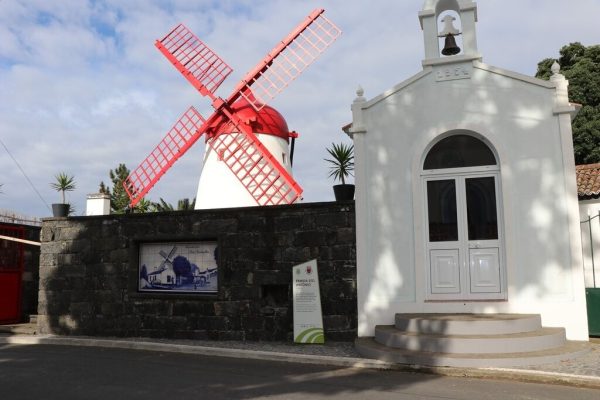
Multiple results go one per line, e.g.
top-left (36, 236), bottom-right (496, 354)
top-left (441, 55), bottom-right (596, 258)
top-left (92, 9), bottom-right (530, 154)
top-left (2, 335), bottom-right (600, 389)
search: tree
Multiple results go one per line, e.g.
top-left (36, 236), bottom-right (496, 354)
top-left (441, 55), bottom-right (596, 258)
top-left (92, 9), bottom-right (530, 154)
top-left (325, 142), bottom-right (354, 184)
top-left (50, 172), bottom-right (76, 204)
top-left (98, 164), bottom-right (137, 213)
top-left (100, 164), bottom-right (196, 213)
top-left (536, 42), bottom-right (600, 164)
top-left (172, 255), bottom-right (193, 285)
top-left (108, 163), bottom-right (132, 213)
top-left (140, 265), bottom-right (148, 281)
top-left (98, 181), bottom-right (110, 195)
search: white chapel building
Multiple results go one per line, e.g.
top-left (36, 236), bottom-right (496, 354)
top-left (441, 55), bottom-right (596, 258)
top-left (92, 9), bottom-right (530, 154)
top-left (347, 0), bottom-right (588, 341)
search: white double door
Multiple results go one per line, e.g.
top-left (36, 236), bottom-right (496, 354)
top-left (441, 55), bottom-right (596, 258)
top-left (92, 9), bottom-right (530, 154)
top-left (424, 172), bottom-right (505, 300)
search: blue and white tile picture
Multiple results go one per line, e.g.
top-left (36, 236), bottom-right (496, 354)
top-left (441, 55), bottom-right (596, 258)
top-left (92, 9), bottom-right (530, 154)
top-left (139, 241), bottom-right (218, 293)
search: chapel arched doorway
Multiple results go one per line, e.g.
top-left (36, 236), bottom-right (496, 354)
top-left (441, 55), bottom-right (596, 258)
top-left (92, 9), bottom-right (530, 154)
top-left (422, 133), bottom-right (506, 300)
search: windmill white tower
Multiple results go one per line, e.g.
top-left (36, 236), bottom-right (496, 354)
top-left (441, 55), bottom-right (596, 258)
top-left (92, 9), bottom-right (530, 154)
top-left (124, 9), bottom-right (341, 210)
top-left (194, 98), bottom-right (297, 209)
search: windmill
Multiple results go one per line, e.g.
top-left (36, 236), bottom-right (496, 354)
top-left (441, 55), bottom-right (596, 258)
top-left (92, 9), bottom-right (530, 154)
top-left (124, 9), bottom-right (341, 209)
top-left (158, 246), bottom-right (177, 270)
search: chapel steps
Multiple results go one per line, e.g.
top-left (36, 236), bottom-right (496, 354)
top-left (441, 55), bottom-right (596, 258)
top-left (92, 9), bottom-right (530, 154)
top-left (355, 313), bottom-right (590, 368)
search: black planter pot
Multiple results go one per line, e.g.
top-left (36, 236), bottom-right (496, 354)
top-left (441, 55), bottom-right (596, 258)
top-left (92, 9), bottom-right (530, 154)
top-left (333, 184), bottom-right (355, 201)
top-left (52, 203), bottom-right (70, 217)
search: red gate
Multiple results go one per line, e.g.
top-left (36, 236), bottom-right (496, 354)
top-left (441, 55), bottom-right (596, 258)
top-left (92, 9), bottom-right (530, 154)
top-left (0, 225), bottom-right (25, 324)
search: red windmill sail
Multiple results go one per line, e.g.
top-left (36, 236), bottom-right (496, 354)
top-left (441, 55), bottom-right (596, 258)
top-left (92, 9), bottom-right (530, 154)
top-left (124, 9), bottom-right (341, 208)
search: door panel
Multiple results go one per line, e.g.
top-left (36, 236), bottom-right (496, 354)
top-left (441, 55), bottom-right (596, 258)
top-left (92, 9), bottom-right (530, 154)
top-left (430, 249), bottom-right (461, 294)
top-left (0, 225), bottom-right (24, 324)
top-left (469, 248), bottom-right (501, 293)
top-left (0, 272), bottom-right (21, 322)
top-left (424, 172), bottom-right (504, 300)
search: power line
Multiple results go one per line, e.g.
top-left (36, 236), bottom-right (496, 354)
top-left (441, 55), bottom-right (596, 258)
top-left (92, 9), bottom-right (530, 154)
top-left (0, 136), bottom-right (51, 213)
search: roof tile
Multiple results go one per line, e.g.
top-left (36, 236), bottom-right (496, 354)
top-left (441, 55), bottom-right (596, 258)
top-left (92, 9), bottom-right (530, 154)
top-left (576, 163), bottom-right (600, 199)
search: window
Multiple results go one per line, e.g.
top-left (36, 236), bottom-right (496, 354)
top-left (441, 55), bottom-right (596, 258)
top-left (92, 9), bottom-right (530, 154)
top-left (427, 179), bottom-right (458, 242)
top-left (424, 135), bottom-right (496, 170)
top-left (466, 177), bottom-right (498, 240)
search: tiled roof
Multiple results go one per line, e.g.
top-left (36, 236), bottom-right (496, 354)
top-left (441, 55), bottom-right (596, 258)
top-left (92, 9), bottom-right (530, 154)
top-left (576, 163), bottom-right (600, 199)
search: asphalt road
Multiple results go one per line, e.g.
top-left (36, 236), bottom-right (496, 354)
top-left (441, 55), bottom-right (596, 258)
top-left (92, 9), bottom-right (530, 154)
top-left (1, 343), bottom-right (599, 400)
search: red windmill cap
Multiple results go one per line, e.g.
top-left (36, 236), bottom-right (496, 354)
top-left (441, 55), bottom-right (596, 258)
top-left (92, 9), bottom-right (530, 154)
top-left (209, 98), bottom-right (292, 142)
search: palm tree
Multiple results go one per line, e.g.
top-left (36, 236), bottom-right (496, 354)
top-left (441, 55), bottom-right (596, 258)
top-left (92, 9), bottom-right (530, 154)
top-left (325, 142), bottom-right (354, 185)
top-left (177, 198), bottom-right (196, 210)
top-left (50, 173), bottom-right (76, 203)
top-left (152, 197), bottom-right (196, 212)
top-left (153, 198), bottom-right (175, 212)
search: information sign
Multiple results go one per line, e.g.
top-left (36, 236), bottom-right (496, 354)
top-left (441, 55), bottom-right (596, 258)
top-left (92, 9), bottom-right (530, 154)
top-left (293, 259), bottom-right (324, 343)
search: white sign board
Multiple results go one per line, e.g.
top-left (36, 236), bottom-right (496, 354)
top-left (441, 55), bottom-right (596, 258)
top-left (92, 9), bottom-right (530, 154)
top-left (293, 259), bottom-right (324, 343)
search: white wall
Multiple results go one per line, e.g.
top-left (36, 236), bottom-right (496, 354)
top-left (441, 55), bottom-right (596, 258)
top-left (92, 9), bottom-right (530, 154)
top-left (85, 194), bottom-right (110, 216)
top-left (195, 133), bottom-right (293, 210)
top-left (353, 60), bottom-right (589, 340)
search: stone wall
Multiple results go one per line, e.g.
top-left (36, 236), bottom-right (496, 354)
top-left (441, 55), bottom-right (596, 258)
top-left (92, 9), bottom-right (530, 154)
top-left (38, 202), bottom-right (356, 341)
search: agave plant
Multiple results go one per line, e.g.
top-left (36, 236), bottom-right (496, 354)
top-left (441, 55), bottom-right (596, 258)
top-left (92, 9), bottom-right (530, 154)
top-left (325, 142), bottom-right (354, 185)
top-left (135, 198), bottom-right (154, 213)
top-left (50, 172), bottom-right (76, 204)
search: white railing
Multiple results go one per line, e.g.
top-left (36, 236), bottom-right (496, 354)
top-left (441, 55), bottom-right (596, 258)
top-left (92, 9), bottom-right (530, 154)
top-left (0, 210), bottom-right (42, 227)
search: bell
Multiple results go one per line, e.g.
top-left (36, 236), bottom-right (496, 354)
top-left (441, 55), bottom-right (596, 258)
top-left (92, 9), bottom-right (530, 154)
top-left (441, 33), bottom-right (460, 56)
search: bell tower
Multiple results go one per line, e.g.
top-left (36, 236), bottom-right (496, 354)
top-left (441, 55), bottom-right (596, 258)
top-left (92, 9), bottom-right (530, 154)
top-left (419, 0), bottom-right (481, 65)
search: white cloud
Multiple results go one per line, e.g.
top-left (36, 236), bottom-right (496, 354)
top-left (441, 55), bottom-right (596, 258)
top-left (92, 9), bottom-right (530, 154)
top-left (0, 0), bottom-right (598, 218)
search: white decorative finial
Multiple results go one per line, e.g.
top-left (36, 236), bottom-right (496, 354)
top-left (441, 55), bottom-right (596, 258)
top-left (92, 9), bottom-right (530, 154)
top-left (350, 85), bottom-right (367, 136)
top-left (356, 85), bottom-right (364, 98)
top-left (551, 61), bottom-right (561, 75)
top-left (353, 85), bottom-right (366, 104)
top-left (549, 60), bottom-right (568, 106)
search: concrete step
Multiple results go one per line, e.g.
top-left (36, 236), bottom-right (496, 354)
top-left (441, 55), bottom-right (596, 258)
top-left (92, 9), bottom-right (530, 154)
top-left (395, 313), bottom-right (541, 335)
top-left (0, 322), bottom-right (37, 335)
top-left (355, 337), bottom-right (591, 368)
top-left (375, 325), bottom-right (566, 354)
top-left (29, 314), bottom-right (38, 324)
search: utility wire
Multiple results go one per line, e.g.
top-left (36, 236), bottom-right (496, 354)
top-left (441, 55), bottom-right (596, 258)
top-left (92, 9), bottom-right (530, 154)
top-left (0, 136), bottom-right (52, 213)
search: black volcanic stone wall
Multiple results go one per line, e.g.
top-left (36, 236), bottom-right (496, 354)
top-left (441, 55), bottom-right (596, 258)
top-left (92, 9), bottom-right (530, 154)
top-left (37, 202), bottom-right (356, 341)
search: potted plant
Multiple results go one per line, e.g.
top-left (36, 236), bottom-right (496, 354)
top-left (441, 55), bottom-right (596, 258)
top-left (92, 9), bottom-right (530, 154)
top-left (325, 142), bottom-right (355, 201)
top-left (50, 172), bottom-right (76, 217)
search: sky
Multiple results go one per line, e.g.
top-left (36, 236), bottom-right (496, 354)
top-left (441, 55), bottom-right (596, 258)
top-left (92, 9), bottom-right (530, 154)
top-left (1, 0), bottom-right (599, 219)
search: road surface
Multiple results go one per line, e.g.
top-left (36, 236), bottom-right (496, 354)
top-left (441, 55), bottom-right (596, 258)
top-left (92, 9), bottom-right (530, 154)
top-left (0, 343), bottom-right (598, 399)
